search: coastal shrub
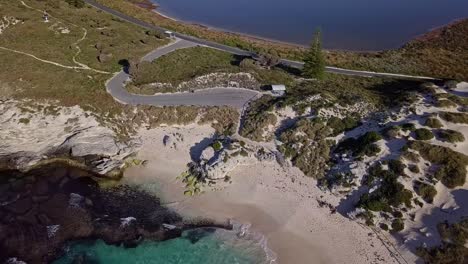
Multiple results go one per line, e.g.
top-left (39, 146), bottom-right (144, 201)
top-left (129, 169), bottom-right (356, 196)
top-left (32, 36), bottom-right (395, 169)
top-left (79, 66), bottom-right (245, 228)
top-left (198, 107), bottom-right (240, 136)
top-left (408, 164), bottom-right (420, 174)
top-left (401, 123), bottom-right (416, 132)
top-left (240, 96), bottom-right (278, 141)
top-left (336, 131), bottom-right (382, 158)
top-left (438, 129), bottom-right (465, 143)
top-left (327, 116), bottom-right (360, 136)
top-left (436, 99), bottom-right (458, 108)
top-left (414, 181), bottom-right (437, 203)
top-left (417, 220), bottom-right (468, 264)
top-left (409, 141), bottom-right (468, 188)
top-left (391, 219), bottom-right (405, 233)
top-left (402, 150), bottom-right (420, 163)
top-left (414, 128), bottom-right (434, 140)
top-left (383, 126), bottom-right (401, 139)
top-left (65, 0), bottom-right (85, 8)
top-left (279, 119), bottom-right (331, 179)
top-left (425, 118), bottom-right (443, 129)
top-left (380, 223), bottom-right (389, 231)
top-left (440, 112), bottom-right (468, 124)
top-left (359, 164), bottom-right (413, 212)
top-left (211, 141), bottom-right (223, 151)
top-left (387, 159), bottom-right (406, 175)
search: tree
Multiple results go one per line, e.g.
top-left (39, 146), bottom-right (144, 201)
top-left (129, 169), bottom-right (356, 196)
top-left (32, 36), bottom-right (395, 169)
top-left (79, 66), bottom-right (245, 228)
top-left (303, 29), bottom-right (325, 79)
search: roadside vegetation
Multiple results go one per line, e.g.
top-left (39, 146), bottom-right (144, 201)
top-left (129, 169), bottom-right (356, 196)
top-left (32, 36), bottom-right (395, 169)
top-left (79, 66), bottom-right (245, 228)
top-left (95, 0), bottom-right (468, 80)
top-left (239, 96), bottom-right (277, 141)
top-left (128, 46), bottom-right (295, 94)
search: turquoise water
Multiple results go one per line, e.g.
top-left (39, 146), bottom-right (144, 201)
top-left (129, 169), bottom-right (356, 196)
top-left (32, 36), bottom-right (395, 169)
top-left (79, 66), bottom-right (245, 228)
top-left (54, 228), bottom-right (271, 264)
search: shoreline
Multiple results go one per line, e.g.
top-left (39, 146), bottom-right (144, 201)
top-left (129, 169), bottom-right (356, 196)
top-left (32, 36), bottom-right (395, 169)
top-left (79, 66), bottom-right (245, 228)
top-left (148, 1), bottom-right (467, 53)
top-left (122, 124), bottom-right (412, 264)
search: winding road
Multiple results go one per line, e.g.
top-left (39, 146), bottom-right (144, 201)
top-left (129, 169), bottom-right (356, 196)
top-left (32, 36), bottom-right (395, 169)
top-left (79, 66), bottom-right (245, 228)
top-left (107, 39), bottom-right (259, 109)
top-left (84, 0), bottom-right (438, 81)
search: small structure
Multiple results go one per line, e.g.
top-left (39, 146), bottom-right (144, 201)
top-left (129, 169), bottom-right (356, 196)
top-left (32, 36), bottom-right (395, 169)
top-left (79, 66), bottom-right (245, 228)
top-left (164, 30), bottom-right (175, 39)
top-left (43, 11), bottom-right (49, 23)
top-left (268, 84), bottom-right (286, 96)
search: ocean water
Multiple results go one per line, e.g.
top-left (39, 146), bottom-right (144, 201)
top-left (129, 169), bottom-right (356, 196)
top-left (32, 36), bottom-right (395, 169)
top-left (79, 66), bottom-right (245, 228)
top-left (152, 0), bottom-right (468, 50)
top-left (54, 226), bottom-right (274, 264)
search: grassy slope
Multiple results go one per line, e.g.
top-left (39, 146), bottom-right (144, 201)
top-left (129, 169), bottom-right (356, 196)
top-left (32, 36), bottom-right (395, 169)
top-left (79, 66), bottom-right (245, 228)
top-left (0, 0), bottom-right (168, 114)
top-left (128, 46), bottom-right (294, 94)
top-left (94, 0), bottom-right (467, 80)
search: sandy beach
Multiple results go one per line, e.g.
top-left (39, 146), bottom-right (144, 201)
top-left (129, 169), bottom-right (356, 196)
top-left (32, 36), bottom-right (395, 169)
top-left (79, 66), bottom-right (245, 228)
top-left (123, 124), bottom-right (411, 264)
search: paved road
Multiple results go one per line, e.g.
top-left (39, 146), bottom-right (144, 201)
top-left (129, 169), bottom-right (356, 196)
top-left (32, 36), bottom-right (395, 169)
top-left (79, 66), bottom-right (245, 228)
top-left (106, 39), bottom-right (259, 109)
top-left (84, 0), bottom-right (438, 81)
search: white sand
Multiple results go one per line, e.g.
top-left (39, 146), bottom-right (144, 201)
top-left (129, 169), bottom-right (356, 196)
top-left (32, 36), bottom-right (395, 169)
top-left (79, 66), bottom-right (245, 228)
top-left (124, 125), bottom-right (409, 264)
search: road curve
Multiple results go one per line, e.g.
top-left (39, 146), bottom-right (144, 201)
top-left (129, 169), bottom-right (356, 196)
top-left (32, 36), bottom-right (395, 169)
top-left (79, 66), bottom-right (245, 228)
top-left (106, 39), bottom-right (259, 109)
top-left (84, 0), bottom-right (439, 81)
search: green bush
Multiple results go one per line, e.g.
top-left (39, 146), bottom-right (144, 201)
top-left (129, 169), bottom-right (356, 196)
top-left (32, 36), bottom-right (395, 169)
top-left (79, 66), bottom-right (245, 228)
top-left (425, 118), bottom-right (443, 128)
top-left (359, 164), bottom-right (413, 212)
top-left (414, 128), bottom-right (434, 140)
top-left (391, 219), bottom-right (405, 233)
top-left (417, 220), bottom-right (468, 264)
top-left (380, 223), bottom-right (389, 231)
top-left (401, 123), bottom-right (416, 132)
top-left (409, 141), bottom-right (468, 188)
top-left (211, 141), bottom-right (223, 151)
top-left (327, 116), bottom-right (360, 136)
top-left (336, 131), bottom-right (382, 158)
top-left (439, 129), bottom-right (465, 143)
top-left (415, 181), bottom-right (437, 203)
top-left (408, 164), bottom-right (420, 173)
top-left (383, 126), bottom-right (401, 139)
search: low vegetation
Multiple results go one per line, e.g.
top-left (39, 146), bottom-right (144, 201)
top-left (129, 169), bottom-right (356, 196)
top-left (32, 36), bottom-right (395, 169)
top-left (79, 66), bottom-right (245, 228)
top-left (279, 119), bottom-right (331, 179)
top-left (436, 99), bottom-right (458, 108)
top-left (240, 96), bottom-right (277, 141)
top-left (409, 141), bottom-right (468, 188)
top-left (425, 117), bottom-right (443, 129)
top-left (326, 116), bottom-right (360, 136)
top-left (438, 129), bottom-right (465, 143)
top-left (439, 112), bottom-right (468, 124)
top-left (358, 163), bottom-right (413, 212)
top-left (131, 47), bottom-right (239, 86)
top-left (417, 220), bottom-right (468, 264)
top-left (414, 181), bottom-right (437, 203)
top-left (336, 131), bottom-right (382, 158)
top-left (414, 128), bottom-right (434, 141)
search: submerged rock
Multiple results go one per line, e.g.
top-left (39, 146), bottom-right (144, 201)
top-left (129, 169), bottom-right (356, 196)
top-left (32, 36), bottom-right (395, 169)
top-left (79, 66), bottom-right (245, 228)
top-left (0, 162), bottom-right (229, 264)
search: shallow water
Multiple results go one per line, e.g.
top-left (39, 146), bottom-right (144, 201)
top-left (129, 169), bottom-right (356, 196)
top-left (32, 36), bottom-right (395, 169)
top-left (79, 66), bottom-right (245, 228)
top-left (152, 0), bottom-right (468, 50)
top-left (54, 227), bottom-right (272, 264)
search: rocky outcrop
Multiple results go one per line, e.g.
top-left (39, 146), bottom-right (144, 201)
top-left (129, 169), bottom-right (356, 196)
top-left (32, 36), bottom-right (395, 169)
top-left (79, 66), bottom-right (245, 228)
top-left (189, 138), bottom-right (276, 180)
top-left (0, 162), bottom-right (231, 264)
top-left (0, 100), bottom-right (139, 175)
